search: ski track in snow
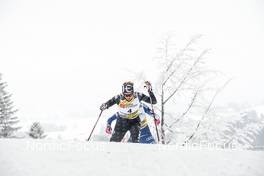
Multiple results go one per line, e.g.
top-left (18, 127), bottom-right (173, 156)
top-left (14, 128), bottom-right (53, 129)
top-left (0, 139), bottom-right (263, 176)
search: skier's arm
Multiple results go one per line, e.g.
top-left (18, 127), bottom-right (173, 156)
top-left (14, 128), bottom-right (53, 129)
top-left (105, 113), bottom-right (117, 134)
top-left (143, 105), bottom-right (159, 121)
top-left (102, 94), bottom-right (121, 110)
top-left (143, 106), bottom-right (153, 117)
top-left (138, 91), bottom-right (157, 104)
top-left (107, 113), bottom-right (117, 126)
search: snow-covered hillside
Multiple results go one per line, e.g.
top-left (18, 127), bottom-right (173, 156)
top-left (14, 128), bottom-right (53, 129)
top-left (0, 139), bottom-right (263, 176)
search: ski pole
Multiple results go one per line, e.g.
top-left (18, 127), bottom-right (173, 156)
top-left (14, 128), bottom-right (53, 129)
top-left (144, 84), bottom-right (160, 143)
top-left (87, 110), bottom-right (103, 141)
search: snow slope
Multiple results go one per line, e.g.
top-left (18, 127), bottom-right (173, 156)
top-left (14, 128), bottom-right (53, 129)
top-left (0, 139), bottom-right (263, 176)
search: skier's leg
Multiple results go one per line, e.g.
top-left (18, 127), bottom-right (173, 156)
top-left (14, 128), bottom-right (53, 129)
top-left (129, 118), bottom-right (141, 143)
top-left (140, 125), bottom-right (156, 144)
top-left (110, 117), bottom-right (128, 142)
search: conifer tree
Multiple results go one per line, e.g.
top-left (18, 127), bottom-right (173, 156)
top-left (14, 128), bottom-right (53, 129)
top-left (29, 122), bottom-right (46, 139)
top-left (0, 73), bottom-right (21, 137)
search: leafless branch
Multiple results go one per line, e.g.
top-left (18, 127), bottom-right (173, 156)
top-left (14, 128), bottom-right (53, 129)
top-left (165, 35), bottom-right (202, 73)
top-left (183, 78), bottom-right (232, 145)
top-left (164, 49), bottom-right (209, 105)
top-left (168, 88), bottom-right (200, 129)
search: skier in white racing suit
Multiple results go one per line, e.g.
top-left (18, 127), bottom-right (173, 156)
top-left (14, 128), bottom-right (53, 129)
top-left (100, 81), bottom-right (157, 143)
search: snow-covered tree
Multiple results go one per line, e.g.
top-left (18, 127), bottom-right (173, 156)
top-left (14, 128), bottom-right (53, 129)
top-left (0, 73), bottom-right (21, 137)
top-left (126, 34), bottom-right (261, 148)
top-left (29, 122), bottom-right (46, 139)
top-left (223, 110), bottom-right (264, 149)
top-left (184, 107), bottom-right (264, 149)
top-left (154, 34), bottom-right (224, 144)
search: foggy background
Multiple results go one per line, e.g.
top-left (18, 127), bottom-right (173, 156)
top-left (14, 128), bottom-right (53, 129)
top-left (0, 0), bottom-right (264, 121)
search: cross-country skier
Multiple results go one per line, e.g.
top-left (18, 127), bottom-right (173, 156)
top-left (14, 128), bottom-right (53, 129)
top-left (105, 103), bottom-right (160, 144)
top-left (100, 81), bottom-right (157, 143)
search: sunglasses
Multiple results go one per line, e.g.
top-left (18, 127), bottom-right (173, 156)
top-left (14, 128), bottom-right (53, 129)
top-left (124, 94), bottom-right (133, 98)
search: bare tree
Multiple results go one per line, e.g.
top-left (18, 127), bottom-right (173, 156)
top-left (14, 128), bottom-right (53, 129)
top-left (155, 34), bottom-right (220, 144)
top-left (126, 34), bottom-right (228, 145)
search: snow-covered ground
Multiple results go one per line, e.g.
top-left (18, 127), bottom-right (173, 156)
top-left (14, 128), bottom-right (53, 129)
top-left (0, 139), bottom-right (263, 176)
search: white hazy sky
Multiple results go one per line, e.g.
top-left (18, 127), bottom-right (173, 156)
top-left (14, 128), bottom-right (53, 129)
top-left (0, 0), bottom-right (264, 120)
